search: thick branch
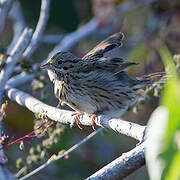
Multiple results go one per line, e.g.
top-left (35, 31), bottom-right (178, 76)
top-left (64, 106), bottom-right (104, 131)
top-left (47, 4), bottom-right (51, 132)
top-left (86, 142), bottom-right (145, 180)
top-left (5, 86), bottom-right (146, 142)
top-left (23, 0), bottom-right (50, 59)
top-left (97, 116), bottom-right (146, 143)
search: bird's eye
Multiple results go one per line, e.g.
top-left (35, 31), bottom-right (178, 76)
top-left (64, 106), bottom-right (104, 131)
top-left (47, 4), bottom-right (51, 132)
top-left (58, 60), bottom-right (63, 65)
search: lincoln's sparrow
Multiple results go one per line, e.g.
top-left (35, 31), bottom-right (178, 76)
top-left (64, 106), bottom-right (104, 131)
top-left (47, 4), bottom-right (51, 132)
top-left (40, 32), bottom-right (165, 129)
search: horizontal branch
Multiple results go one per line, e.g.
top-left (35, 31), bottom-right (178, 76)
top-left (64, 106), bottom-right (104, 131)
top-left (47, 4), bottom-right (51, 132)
top-left (48, 18), bottom-right (100, 57)
top-left (5, 86), bottom-right (146, 142)
top-left (86, 142), bottom-right (145, 180)
top-left (6, 72), bottom-right (34, 88)
top-left (40, 34), bottom-right (64, 44)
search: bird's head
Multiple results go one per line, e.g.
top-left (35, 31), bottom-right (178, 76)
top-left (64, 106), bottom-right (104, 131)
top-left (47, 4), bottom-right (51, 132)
top-left (40, 52), bottom-right (82, 82)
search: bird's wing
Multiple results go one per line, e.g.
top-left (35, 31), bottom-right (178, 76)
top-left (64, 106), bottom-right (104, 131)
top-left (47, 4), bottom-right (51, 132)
top-left (81, 57), bottom-right (137, 73)
top-left (82, 32), bottom-right (124, 61)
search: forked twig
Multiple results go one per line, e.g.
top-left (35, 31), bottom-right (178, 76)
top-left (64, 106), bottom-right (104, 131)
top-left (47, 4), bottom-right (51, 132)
top-left (18, 128), bottom-right (103, 180)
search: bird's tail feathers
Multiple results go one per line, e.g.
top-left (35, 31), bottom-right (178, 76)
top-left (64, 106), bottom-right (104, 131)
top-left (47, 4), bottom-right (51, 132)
top-left (137, 72), bottom-right (167, 85)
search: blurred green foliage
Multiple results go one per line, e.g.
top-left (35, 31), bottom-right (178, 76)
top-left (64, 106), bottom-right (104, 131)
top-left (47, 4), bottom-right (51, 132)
top-left (159, 46), bottom-right (180, 180)
top-left (145, 46), bottom-right (180, 180)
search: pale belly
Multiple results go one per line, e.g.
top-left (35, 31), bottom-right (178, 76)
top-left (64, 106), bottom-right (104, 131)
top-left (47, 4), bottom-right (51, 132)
top-left (54, 80), bottom-right (136, 118)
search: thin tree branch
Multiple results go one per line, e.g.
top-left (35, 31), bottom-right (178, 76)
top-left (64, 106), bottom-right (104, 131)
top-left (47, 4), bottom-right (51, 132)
top-left (23, 0), bottom-right (50, 59)
top-left (7, 1), bottom-right (26, 54)
top-left (6, 72), bottom-right (34, 88)
top-left (0, 123), bottom-right (6, 164)
top-left (40, 34), bottom-right (65, 44)
top-left (0, 28), bottom-right (32, 104)
top-left (0, 122), bottom-right (15, 180)
top-left (0, 0), bottom-right (13, 34)
top-left (48, 18), bottom-right (100, 57)
top-left (17, 128), bottom-right (103, 180)
top-left (86, 142), bottom-right (145, 180)
top-left (47, 0), bottom-right (158, 55)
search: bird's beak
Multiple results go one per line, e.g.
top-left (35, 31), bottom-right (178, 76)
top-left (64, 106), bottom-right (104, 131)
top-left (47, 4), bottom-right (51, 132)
top-left (40, 63), bottom-right (50, 70)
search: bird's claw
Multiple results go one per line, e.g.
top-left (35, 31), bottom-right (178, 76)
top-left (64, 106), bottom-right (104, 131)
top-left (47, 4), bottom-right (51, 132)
top-left (88, 114), bottom-right (97, 130)
top-left (71, 113), bottom-right (82, 129)
top-left (56, 100), bottom-right (62, 108)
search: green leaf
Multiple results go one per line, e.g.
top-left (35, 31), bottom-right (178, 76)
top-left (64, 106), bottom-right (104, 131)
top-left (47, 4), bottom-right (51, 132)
top-left (146, 45), bottom-right (180, 180)
top-left (159, 46), bottom-right (180, 180)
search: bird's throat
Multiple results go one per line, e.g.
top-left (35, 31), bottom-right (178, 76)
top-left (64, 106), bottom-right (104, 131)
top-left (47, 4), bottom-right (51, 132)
top-left (47, 69), bottom-right (57, 83)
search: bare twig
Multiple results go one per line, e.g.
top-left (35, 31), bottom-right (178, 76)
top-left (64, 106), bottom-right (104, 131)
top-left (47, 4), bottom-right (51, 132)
top-left (48, 18), bottom-right (100, 57)
top-left (0, 123), bottom-right (6, 164)
top-left (0, 28), bottom-right (32, 103)
top-left (0, 122), bottom-right (15, 179)
top-left (0, 122), bottom-right (14, 180)
top-left (23, 0), bottom-right (50, 59)
top-left (18, 128), bottom-right (102, 180)
top-left (7, 1), bottom-right (26, 54)
top-left (6, 72), bottom-right (34, 88)
top-left (0, 0), bottom-right (13, 34)
top-left (86, 142), bottom-right (145, 180)
top-left (7, 18), bottom-right (100, 88)
top-left (40, 34), bottom-right (65, 44)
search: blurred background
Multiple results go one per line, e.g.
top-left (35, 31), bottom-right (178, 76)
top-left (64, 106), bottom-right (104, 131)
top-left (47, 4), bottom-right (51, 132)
top-left (0, 0), bottom-right (180, 179)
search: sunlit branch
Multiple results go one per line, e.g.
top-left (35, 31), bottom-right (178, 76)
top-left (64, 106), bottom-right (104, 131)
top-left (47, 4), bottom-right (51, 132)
top-left (5, 86), bottom-right (146, 142)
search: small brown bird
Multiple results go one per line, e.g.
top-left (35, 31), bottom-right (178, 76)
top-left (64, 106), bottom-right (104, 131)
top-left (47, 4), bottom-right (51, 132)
top-left (40, 32), bottom-right (165, 129)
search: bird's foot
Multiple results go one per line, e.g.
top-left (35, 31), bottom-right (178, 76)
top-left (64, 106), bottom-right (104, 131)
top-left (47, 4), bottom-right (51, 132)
top-left (88, 114), bottom-right (97, 130)
top-left (71, 113), bottom-right (83, 129)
